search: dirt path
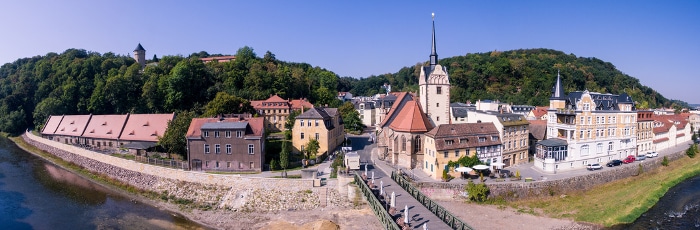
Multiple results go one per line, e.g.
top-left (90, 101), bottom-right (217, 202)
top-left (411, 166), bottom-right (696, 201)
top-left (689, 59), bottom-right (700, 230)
top-left (436, 200), bottom-right (601, 230)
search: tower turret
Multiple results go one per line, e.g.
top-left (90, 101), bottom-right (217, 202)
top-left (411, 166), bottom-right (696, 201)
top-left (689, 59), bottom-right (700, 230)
top-left (133, 43), bottom-right (146, 69)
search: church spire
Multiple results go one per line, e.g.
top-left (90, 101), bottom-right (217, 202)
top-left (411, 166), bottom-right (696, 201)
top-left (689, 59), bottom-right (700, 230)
top-left (429, 13), bottom-right (438, 68)
top-left (552, 70), bottom-right (564, 98)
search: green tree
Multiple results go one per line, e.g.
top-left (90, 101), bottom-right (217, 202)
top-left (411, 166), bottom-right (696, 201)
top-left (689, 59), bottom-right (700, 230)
top-left (306, 138), bottom-right (320, 160)
top-left (314, 86), bottom-right (341, 107)
top-left (280, 140), bottom-right (290, 174)
top-left (285, 109), bottom-right (301, 130)
top-left (158, 111), bottom-right (196, 159)
top-left (202, 92), bottom-right (253, 117)
top-left (165, 58), bottom-right (212, 111)
top-left (338, 101), bottom-right (364, 133)
top-left (465, 181), bottom-right (489, 202)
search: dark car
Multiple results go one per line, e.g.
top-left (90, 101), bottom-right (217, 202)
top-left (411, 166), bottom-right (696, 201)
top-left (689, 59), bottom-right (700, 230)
top-left (606, 160), bottom-right (623, 167)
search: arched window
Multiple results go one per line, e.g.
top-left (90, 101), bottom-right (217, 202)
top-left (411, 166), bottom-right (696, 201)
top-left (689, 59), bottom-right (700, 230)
top-left (401, 135), bottom-right (407, 151)
top-left (581, 144), bottom-right (589, 156)
top-left (414, 136), bottom-right (422, 153)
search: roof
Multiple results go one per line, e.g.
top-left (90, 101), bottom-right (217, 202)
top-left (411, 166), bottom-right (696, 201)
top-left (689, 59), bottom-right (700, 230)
top-left (41, 115), bottom-right (64, 135)
top-left (186, 117), bottom-right (264, 139)
top-left (425, 123), bottom-right (501, 151)
top-left (253, 95), bottom-right (290, 109)
top-left (388, 100), bottom-right (434, 133)
top-left (199, 56), bottom-right (236, 62)
top-left (290, 99), bottom-right (313, 110)
top-left (122, 142), bottom-right (156, 150)
top-left (353, 101), bottom-right (376, 110)
top-left (54, 115), bottom-right (92, 136)
top-left (82, 114), bottom-right (129, 139)
top-left (451, 107), bottom-right (470, 118)
top-left (653, 114), bottom-right (688, 134)
top-left (378, 92), bottom-right (409, 128)
top-left (201, 121), bottom-right (248, 130)
top-left (119, 113), bottom-right (174, 142)
top-left (134, 43), bottom-right (145, 51)
top-left (528, 120), bottom-right (547, 140)
top-left (296, 107), bottom-right (332, 119)
top-left (493, 113), bottom-right (529, 126)
top-left (537, 138), bottom-right (568, 147)
top-left (563, 91), bottom-right (635, 111)
top-left (531, 106), bottom-right (549, 118)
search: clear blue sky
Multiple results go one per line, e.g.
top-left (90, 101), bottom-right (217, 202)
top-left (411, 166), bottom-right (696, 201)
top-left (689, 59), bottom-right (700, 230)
top-left (1, 1), bottom-right (698, 103)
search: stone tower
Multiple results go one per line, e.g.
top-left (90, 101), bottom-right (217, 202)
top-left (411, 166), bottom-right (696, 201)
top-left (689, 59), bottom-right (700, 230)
top-left (419, 13), bottom-right (450, 126)
top-left (133, 43), bottom-right (146, 69)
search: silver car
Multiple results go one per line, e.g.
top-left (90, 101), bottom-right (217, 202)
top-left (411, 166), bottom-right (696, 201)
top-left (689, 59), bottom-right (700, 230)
top-left (646, 152), bottom-right (658, 158)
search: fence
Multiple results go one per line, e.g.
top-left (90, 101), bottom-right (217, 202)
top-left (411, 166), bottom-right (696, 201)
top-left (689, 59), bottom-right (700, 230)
top-left (354, 172), bottom-right (400, 230)
top-left (134, 156), bottom-right (190, 170)
top-left (391, 171), bottom-right (474, 230)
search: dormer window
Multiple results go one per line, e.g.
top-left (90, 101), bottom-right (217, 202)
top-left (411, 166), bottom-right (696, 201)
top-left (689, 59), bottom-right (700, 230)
top-left (143, 122), bottom-right (149, 126)
top-left (101, 122), bottom-right (107, 126)
top-left (478, 137), bottom-right (486, 142)
top-left (492, 136), bottom-right (499, 141)
top-left (445, 140), bottom-right (454, 145)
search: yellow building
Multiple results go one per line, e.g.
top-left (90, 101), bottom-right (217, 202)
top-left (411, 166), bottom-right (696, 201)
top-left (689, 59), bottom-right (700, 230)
top-left (251, 95), bottom-right (313, 132)
top-left (423, 123), bottom-right (502, 180)
top-left (292, 107), bottom-right (345, 157)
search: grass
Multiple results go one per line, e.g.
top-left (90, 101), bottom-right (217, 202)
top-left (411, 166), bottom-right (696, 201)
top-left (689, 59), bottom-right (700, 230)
top-left (510, 154), bottom-right (700, 226)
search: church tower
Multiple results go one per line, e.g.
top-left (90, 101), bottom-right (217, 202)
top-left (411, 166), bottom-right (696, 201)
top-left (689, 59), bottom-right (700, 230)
top-left (133, 43), bottom-right (146, 69)
top-left (419, 13), bottom-right (451, 126)
top-left (549, 70), bottom-right (566, 109)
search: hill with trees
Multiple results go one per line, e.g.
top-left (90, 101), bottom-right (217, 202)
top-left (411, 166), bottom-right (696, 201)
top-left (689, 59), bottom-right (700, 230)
top-left (348, 49), bottom-right (687, 110)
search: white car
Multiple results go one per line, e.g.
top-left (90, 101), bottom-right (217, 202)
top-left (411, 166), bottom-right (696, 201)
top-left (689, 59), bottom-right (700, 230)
top-left (646, 152), bottom-right (658, 158)
top-left (586, 163), bottom-right (603, 170)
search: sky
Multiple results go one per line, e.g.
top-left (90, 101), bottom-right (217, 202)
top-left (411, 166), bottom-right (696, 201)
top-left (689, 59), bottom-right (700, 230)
top-left (1, 1), bottom-right (698, 103)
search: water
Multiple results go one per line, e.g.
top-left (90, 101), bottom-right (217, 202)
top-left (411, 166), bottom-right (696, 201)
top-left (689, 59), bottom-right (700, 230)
top-left (611, 174), bottom-right (700, 229)
top-left (0, 137), bottom-right (206, 229)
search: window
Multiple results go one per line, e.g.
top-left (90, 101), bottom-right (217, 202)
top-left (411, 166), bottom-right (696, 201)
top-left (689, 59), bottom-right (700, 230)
top-left (205, 161), bottom-right (209, 167)
top-left (443, 151), bottom-right (448, 158)
top-left (581, 145), bottom-right (589, 156)
top-left (436, 87), bottom-right (442, 94)
top-left (216, 161), bottom-right (220, 168)
top-left (401, 136), bottom-right (407, 151)
top-left (203, 131), bottom-right (209, 137)
top-left (248, 144), bottom-right (254, 154)
top-left (315, 133), bottom-right (319, 140)
top-left (608, 142), bottom-right (614, 151)
top-left (436, 103), bottom-right (439, 107)
top-left (587, 130), bottom-right (592, 138)
top-left (226, 144), bottom-right (232, 154)
top-left (455, 149), bottom-right (460, 157)
top-left (315, 120), bottom-right (319, 126)
top-left (308, 120), bottom-right (311, 126)
top-left (236, 130), bottom-right (243, 138)
top-left (239, 162), bottom-right (243, 169)
top-left (492, 136), bottom-right (498, 141)
top-left (583, 103), bottom-right (590, 111)
top-left (227, 162), bottom-right (231, 168)
top-left (225, 131), bottom-right (231, 138)
top-left (250, 162), bottom-right (254, 169)
top-left (300, 120), bottom-right (304, 127)
top-left (597, 143), bottom-right (603, 154)
top-left (215, 131), bottom-right (220, 138)
top-left (580, 131), bottom-right (584, 139)
top-left (478, 137), bottom-right (486, 142)
top-left (437, 116), bottom-right (440, 121)
top-left (445, 140), bottom-right (454, 145)
top-left (301, 133), bottom-right (305, 140)
top-left (587, 117), bottom-right (592, 125)
top-left (204, 144), bottom-right (210, 154)
top-left (579, 116), bottom-right (584, 125)
top-left (215, 144), bottom-right (220, 154)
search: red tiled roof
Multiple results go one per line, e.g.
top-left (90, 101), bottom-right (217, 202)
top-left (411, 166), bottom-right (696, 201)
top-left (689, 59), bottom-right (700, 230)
top-left (290, 99), bottom-right (313, 110)
top-left (653, 137), bottom-right (669, 144)
top-left (425, 123), bottom-right (501, 151)
top-left (677, 133), bottom-right (685, 137)
top-left (379, 92), bottom-right (409, 128)
top-left (82, 114), bottom-right (129, 139)
top-left (54, 115), bottom-right (92, 136)
top-left (531, 106), bottom-right (548, 118)
top-left (388, 100), bottom-right (434, 132)
top-left (199, 56), bottom-right (236, 62)
top-left (119, 113), bottom-right (175, 141)
top-left (528, 119), bottom-right (548, 140)
top-left (41, 115), bottom-right (64, 135)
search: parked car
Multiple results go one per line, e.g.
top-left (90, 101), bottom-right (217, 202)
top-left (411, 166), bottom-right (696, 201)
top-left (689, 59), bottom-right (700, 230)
top-left (586, 163), bottom-right (603, 170)
top-left (606, 159), bottom-right (623, 167)
top-left (622, 155), bottom-right (636, 164)
top-left (646, 152), bottom-right (658, 158)
top-left (636, 155), bottom-right (647, 161)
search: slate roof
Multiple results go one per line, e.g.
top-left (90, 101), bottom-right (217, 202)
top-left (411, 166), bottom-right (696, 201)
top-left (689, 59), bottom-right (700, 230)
top-left (54, 115), bottom-right (92, 136)
top-left (134, 43), bottom-right (145, 51)
top-left (425, 123), bottom-right (501, 151)
top-left (119, 113), bottom-right (174, 142)
top-left (82, 114), bottom-right (129, 139)
top-left (41, 115), bottom-right (64, 135)
top-left (201, 121), bottom-right (249, 130)
top-left (186, 117), bottom-right (264, 139)
top-left (564, 91), bottom-right (635, 111)
top-left (388, 100), bottom-right (433, 133)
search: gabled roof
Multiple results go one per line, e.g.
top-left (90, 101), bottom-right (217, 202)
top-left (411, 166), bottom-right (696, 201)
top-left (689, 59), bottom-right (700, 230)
top-left (54, 115), bottom-right (92, 137)
top-left (41, 115), bottom-right (64, 135)
top-left (134, 43), bottom-right (145, 51)
top-left (532, 106), bottom-right (548, 118)
top-left (425, 123), bottom-right (501, 151)
top-left (265, 95), bottom-right (287, 103)
top-left (119, 113), bottom-right (174, 142)
top-left (253, 95), bottom-right (290, 109)
top-left (379, 92), bottom-right (409, 128)
top-left (296, 107), bottom-right (332, 119)
top-left (82, 114), bottom-right (129, 139)
top-left (528, 120), bottom-right (547, 140)
top-left (388, 100), bottom-right (434, 133)
top-left (186, 117), bottom-right (264, 139)
top-left (290, 99), bottom-right (313, 110)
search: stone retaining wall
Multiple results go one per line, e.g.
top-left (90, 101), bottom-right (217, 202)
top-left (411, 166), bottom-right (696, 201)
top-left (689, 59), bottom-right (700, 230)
top-left (24, 132), bottom-right (350, 211)
top-left (415, 149), bottom-right (690, 201)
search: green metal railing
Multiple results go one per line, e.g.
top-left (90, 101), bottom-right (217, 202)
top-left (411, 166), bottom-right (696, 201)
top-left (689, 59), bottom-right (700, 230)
top-left (391, 171), bottom-right (474, 230)
top-left (354, 172), bottom-right (400, 230)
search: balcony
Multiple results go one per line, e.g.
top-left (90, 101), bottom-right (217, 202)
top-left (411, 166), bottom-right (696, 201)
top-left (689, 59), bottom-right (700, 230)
top-left (555, 108), bottom-right (576, 115)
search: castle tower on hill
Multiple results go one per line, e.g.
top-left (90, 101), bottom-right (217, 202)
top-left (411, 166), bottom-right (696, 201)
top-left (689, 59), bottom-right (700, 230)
top-left (419, 13), bottom-right (451, 126)
top-left (133, 43), bottom-right (146, 69)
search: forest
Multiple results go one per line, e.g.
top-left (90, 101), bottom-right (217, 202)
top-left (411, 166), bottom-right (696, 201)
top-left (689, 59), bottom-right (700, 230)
top-left (0, 47), bottom-right (687, 139)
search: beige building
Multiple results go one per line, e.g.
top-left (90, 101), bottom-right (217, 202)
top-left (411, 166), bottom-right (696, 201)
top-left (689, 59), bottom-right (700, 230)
top-left (251, 95), bottom-right (313, 132)
top-left (423, 123), bottom-right (502, 180)
top-left (637, 110), bottom-right (655, 153)
top-left (292, 107), bottom-right (344, 157)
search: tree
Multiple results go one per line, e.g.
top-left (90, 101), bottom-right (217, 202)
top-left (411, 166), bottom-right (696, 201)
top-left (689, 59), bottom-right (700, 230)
top-left (202, 92), bottom-right (253, 117)
top-left (285, 109), bottom-right (301, 130)
top-left (280, 140), bottom-right (290, 176)
top-left (306, 138), bottom-right (320, 160)
top-left (165, 58), bottom-right (212, 111)
top-left (158, 111), bottom-right (196, 159)
top-left (314, 86), bottom-right (341, 107)
top-left (338, 101), bottom-right (364, 133)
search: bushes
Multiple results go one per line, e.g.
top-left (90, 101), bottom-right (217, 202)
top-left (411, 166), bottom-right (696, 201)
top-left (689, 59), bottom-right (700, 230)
top-left (465, 181), bottom-right (489, 202)
top-left (662, 156), bottom-right (669, 166)
top-left (687, 144), bottom-right (698, 158)
top-left (441, 169), bottom-right (453, 182)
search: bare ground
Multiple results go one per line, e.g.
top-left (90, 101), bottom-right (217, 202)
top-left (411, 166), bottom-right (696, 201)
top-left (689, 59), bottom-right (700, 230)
top-left (436, 200), bottom-right (602, 230)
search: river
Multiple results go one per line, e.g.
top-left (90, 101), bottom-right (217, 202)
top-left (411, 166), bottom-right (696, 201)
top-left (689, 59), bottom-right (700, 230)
top-left (0, 137), bottom-right (206, 229)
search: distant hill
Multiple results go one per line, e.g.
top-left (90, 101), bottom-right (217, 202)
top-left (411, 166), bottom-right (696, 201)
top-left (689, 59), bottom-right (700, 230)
top-left (348, 48), bottom-right (687, 109)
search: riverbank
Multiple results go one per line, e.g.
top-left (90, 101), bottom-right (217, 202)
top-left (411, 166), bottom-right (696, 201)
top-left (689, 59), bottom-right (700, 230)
top-left (11, 134), bottom-right (382, 230)
top-left (511, 149), bottom-right (700, 227)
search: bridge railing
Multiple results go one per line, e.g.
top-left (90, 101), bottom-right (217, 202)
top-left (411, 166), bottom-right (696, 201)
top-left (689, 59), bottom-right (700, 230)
top-left (354, 172), bottom-right (400, 230)
top-left (391, 171), bottom-right (474, 230)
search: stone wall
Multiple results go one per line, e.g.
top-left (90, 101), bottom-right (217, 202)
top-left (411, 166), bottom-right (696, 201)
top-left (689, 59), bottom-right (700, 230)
top-left (415, 149), bottom-right (690, 201)
top-left (24, 132), bottom-right (350, 211)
